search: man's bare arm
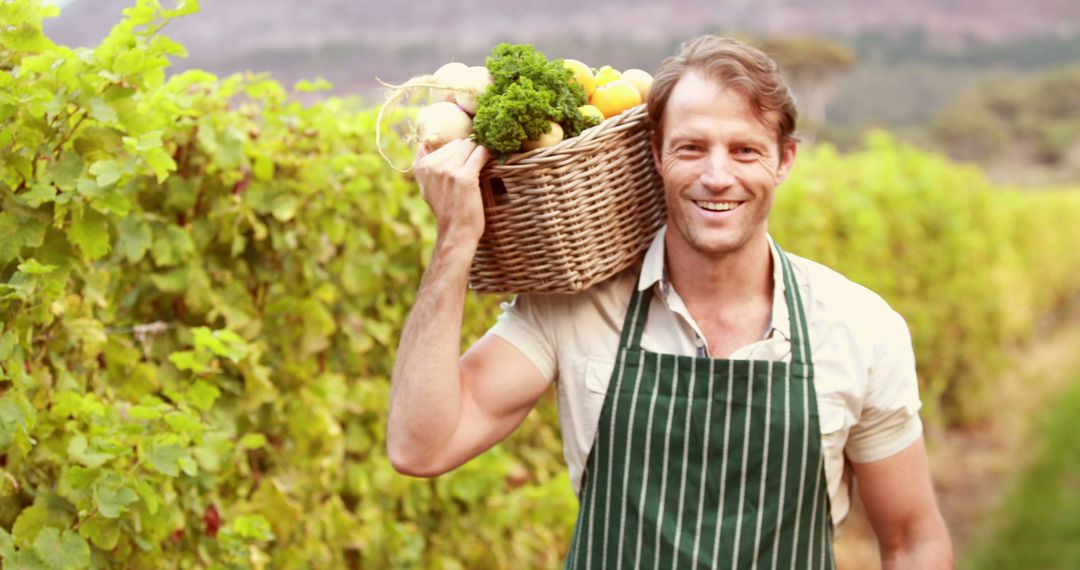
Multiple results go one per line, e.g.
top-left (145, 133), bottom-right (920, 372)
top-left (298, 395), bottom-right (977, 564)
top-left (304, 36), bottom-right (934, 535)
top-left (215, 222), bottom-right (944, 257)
top-left (386, 140), bottom-right (550, 477)
top-left (852, 436), bottom-right (954, 569)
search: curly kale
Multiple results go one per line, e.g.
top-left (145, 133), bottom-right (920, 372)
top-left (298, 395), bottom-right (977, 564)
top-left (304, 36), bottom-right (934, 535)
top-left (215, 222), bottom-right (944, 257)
top-left (473, 43), bottom-right (600, 157)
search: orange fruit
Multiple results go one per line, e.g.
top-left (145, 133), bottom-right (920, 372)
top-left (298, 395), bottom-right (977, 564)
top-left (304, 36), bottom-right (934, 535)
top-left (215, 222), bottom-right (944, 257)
top-left (563, 58), bottom-right (596, 98)
top-left (578, 104), bottom-right (605, 124)
top-left (590, 79), bottom-right (642, 118)
top-left (621, 68), bottom-right (654, 100)
top-left (593, 65), bottom-right (623, 87)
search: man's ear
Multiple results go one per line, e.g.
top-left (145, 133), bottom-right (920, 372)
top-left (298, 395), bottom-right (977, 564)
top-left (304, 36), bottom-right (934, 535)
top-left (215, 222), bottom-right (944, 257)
top-left (775, 139), bottom-right (798, 184)
top-left (652, 140), bottom-right (663, 173)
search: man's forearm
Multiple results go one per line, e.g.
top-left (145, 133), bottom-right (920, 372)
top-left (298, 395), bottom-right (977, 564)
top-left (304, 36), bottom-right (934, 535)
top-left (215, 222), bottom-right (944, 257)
top-left (386, 237), bottom-right (476, 474)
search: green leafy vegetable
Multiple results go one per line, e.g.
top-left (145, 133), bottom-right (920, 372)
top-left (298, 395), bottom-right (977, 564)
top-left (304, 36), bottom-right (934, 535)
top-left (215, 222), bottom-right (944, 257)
top-left (473, 43), bottom-right (599, 156)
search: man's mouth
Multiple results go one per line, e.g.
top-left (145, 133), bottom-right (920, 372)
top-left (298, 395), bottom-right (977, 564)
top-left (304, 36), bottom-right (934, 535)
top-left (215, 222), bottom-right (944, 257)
top-left (693, 200), bottom-right (740, 212)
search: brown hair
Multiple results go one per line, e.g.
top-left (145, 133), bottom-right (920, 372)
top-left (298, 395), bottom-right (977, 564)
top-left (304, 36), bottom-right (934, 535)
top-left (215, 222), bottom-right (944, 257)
top-left (647, 35), bottom-right (798, 152)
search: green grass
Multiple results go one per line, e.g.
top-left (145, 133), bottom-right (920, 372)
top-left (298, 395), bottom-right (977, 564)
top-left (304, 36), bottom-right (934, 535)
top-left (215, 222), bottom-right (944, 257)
top-left (966, 369), bottom-right (1080, 570)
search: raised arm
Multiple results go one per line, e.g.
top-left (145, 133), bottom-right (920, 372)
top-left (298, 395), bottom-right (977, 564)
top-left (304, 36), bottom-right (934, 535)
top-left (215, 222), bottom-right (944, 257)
top-left (852, 437), bottom-right (954, 569)
top-left (386, 140), bottom-right (551, 478)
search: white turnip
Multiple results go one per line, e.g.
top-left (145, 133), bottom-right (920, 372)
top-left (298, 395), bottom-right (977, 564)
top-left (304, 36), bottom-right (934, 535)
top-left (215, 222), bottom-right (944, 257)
top-left (416, 101), bottom-right (474, 150)
top-left (453, 66), bottom-right (492, 115)
top-left (521, 121), bottom-right (564, 151)
top-left (431, 62), bottom-right (470, 102)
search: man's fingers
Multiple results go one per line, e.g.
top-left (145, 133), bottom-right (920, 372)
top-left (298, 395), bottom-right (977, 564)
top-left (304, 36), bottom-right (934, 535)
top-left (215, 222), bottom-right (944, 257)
top-left (414, 140), bottom-right (486, 205)
top-left (440, 139), bottom-right (481, 166)
top-left (417, 140), bottom-right (487, 181)
top-left (416, 139), bottom-right (474, 171)
top-left (463, 143), bottom-right (491, 174)
top-left (413, 142), bottom-right (431, 165)
top-left (415, 142), bottom-right (448, 170)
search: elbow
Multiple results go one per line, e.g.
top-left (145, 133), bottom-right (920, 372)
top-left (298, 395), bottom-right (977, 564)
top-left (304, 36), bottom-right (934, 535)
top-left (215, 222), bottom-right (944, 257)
top-left (386, 433), bottom-right (452, 478)
top-left (879, 515), bottom-right (954, 569)
top-left (388, 452), bottom-right (445, 478)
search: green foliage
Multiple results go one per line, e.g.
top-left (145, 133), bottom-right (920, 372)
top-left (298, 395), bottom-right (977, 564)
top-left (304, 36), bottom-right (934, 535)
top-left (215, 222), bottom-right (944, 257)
top-left (773, 132), bottom-right (1080, 423)
top-left (929, 104), bottom-right (1009, 161)
top-left (2, 1), bottom-right (1080, 568)
top-left (1, 1), bottom-right (570, 567)
top-left (966, 368), bottom-right (1080, 570)
top-left (852, 28), bottom-right (1080, 69)
top-left (932, 66), bottom-right (1080, 165)
top-left (473, 43), bottom-right (595, 156)
top-left (758, 36), bottom-right (856, 77)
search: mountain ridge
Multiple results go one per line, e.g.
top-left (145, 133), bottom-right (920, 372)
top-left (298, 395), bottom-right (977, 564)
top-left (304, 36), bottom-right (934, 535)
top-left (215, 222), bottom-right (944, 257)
top-left (40, 0), bottom-right (1080, 123)
top-left (45, 0), bottom-right (1080, 64)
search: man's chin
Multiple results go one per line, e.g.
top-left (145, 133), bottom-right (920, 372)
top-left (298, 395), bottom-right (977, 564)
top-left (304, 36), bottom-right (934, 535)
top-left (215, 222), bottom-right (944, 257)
top-left (680, 234), bottom-right (743, 258)
top-left (672, 225), bottom-right (763, 258)
top-left (693, 242), bottom-right (741, 258)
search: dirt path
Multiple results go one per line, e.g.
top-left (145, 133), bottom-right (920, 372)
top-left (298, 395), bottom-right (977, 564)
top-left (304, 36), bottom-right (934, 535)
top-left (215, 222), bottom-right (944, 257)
top-left (834, 317), bottom-right (1080, 569)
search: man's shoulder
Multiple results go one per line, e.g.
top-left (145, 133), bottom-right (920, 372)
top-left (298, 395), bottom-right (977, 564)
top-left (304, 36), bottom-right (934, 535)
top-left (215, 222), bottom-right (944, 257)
top-left (786, 251), bottom-right (905, 332)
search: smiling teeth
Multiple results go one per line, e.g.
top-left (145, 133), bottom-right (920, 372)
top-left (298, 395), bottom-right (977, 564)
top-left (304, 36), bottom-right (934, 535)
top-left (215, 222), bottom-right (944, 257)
top-left (696, 201), bottom-right (739, 211)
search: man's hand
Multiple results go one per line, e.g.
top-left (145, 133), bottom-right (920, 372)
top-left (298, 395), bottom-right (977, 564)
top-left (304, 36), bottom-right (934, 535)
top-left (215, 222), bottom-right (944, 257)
top-left (853, 437), bottom-right (954, 569)
top-left (413, 139), bottom-right (490, 250)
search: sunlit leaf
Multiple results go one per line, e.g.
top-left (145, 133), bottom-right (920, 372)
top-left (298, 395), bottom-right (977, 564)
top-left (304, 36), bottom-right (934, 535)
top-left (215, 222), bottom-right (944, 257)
top-left (33, 527), bottom-right (91, 570)
top-left (68, 208), bottom-right (111, 261)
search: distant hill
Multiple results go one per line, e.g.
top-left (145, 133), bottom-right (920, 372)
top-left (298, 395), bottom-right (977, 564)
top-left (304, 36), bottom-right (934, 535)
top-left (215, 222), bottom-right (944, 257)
top-left (40, 0), bottom-right (1080, 128)
top-left (44, 0), bottom-right (1080, 51)
top-left (44, 0), bottom-right (1080, 78)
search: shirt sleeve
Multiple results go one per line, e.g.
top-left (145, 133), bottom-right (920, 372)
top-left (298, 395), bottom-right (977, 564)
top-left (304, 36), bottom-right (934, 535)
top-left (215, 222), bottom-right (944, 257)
top-left (845, 309), bottom-right (924, 464)
top-left (485, 294), bottom-right (558, 384)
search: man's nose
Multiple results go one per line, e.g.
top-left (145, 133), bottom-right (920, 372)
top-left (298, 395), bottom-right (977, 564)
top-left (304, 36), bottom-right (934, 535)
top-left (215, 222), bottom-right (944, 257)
top-left (700, 150), bottom-right (736, 190)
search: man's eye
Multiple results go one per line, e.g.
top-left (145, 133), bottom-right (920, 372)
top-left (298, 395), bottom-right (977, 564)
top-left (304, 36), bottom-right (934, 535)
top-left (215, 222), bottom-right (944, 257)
top-left (735, 147), bottom-right (759, 156)
top-left (677, 144), bottom-right (703, 153)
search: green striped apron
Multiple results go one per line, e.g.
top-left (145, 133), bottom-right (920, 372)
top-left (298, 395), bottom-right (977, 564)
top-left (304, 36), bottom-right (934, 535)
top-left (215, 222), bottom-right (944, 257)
top-left (565, 244), bottom-right (835, 569)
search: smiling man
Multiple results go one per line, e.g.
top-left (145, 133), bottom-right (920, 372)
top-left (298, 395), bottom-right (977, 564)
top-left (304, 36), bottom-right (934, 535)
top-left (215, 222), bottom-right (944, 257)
top-left (388, 35), bottom-right (953, 569)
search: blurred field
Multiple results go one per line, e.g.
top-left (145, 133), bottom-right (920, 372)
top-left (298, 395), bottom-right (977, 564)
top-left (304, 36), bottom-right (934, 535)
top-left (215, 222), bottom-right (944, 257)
top-left (964, 368), bottom-right (1080, 568)
top-left (835, 306), bottom-right (1080, 568)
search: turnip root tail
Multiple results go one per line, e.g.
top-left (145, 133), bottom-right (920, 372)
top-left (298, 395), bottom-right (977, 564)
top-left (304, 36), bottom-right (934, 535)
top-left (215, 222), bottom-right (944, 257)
top-left (374, 73), bottom-right (489, 172)
top-left (374, 75), bottom-right (440, 173)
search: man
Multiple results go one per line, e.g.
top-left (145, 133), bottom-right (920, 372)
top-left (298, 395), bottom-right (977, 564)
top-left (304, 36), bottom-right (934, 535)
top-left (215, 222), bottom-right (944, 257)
top-left (387, 35), bottom-right (953, 569)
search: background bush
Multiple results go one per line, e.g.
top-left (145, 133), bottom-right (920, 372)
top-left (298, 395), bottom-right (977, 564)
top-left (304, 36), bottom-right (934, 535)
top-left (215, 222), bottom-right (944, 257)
top-left (1, 1), bottom-right (1078, 567)
top-left (772, 134), bottom-right (1080, 423)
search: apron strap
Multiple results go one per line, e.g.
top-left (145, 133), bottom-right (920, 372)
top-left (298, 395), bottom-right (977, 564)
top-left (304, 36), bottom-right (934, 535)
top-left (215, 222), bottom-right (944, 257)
top-left (618, 284), bottom-right (652, 351)
top-left (775, 243), bottom-right (814, 371)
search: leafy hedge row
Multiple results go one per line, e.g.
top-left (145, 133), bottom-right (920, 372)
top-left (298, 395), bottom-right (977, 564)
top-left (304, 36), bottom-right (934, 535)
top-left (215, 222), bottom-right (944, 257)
top-left (772, 136), bottom-right (1080, 423)
top-left (1, 2), bottom-right (571, 568)
top-left (1, 1), bottom-right (1079, 568)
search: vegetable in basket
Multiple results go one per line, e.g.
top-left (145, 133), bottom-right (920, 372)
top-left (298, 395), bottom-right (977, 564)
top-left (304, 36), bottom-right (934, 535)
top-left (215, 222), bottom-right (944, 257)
top-left (472, 43), bottom-right (597, 157)
top-left (375, 44), bottom-right (656, 169)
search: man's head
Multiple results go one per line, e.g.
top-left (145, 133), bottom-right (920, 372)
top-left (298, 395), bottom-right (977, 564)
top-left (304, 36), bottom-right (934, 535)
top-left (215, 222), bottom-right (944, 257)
top-left (647, 35), bottom-right (798, 155)
top-left (646, 36), bottom-right (799, 259)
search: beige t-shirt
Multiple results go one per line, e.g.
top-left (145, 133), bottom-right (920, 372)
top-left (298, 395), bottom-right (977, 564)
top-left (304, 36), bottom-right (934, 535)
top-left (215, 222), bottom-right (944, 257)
top-left (487, 228), bottom-right (923, 526)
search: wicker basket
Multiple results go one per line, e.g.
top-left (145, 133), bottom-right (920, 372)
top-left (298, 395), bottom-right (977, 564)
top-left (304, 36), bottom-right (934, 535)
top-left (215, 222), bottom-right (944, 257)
top-left (471, 104), bottom-right (667, 294)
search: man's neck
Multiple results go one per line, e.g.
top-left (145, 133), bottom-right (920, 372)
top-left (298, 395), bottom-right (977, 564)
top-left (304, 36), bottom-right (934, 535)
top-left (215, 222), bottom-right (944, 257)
top-left (664, 232), bottom-right (773, 307)
top-left (663, 231), bottom-right (775, 357)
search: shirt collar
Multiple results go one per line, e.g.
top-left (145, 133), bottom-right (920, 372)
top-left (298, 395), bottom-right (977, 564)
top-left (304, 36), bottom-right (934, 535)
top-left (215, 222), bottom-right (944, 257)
top-left (637, 225), bottom-right (668, 292)
top-left (636, 226), bottom-right (792, 341)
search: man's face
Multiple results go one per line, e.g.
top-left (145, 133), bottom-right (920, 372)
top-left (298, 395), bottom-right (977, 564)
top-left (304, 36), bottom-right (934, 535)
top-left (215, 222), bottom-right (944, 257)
top-left (654, 72), bottom-right (796, 260)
